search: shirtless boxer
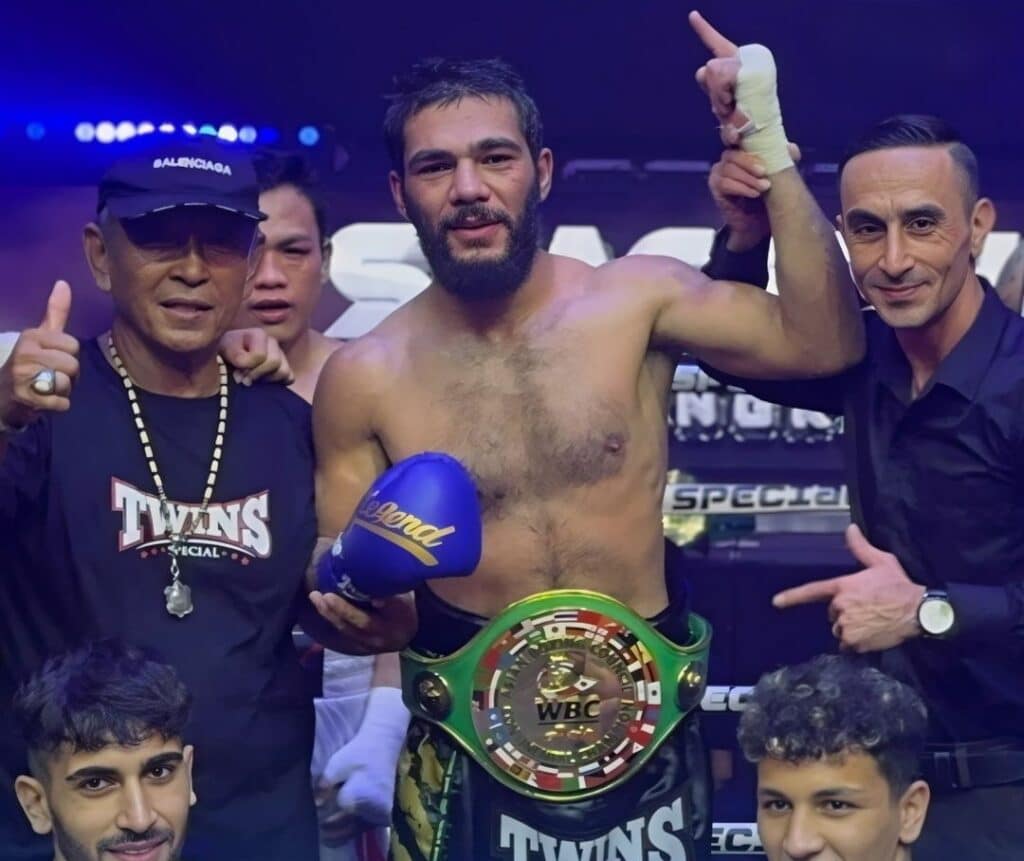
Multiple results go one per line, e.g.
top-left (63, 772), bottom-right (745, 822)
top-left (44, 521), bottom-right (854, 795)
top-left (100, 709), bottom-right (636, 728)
top-left (310, 15), bottom-right (863, 861)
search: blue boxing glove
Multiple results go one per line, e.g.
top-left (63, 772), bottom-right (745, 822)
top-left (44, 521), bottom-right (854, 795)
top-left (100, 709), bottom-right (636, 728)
top-left (317, 452), bottom-right (481, 605)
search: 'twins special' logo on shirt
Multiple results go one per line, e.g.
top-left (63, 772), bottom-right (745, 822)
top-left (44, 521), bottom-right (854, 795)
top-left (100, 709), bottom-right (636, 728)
top-left (112, 479), bottom-right (271, 562)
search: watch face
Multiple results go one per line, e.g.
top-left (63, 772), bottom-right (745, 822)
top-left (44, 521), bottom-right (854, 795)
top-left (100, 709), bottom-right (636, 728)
top-left (920, 598), bottom-right (955, 635)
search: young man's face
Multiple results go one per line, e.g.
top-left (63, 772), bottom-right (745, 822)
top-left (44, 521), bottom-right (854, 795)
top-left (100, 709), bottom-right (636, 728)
top-left (756, 751), bottom-right (929, 861)
top-left (238, 184), bottom-right (328, 351)
top-left (15, 734), bottom-right (195, 861)
top-left (838, 145), bottom-right (994, 332)
top-left (389, 95), bottom-right (553, 301)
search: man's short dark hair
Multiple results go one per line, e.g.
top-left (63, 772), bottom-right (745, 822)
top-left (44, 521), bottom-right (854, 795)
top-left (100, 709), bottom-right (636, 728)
top-left (738, 655), bottom-right (928, 795)
top-left (840, 114), bottom-right (979, 206)
top-left (252, 151), bottom-right (329, 243)
top-left (13, 640), bottom-right (192, 775)
top-left (383, 57), bottom-right (544, 175)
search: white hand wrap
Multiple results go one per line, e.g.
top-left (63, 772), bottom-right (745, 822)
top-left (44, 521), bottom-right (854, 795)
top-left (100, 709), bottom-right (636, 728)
top-left (734, 44), bottom-right (793, 175)
top-left (322, 686), bottom-right (410, 825)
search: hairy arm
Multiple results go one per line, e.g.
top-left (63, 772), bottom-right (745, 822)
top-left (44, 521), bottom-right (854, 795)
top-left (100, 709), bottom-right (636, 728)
top-left (683, 19), bottom-right (863, 378)
top-left (648, 172), bottom-right (863, 380)
top-left (765, 168), bottom-right (864, 369)
top-left (312, 341), bottom-right (392, 552)
top-left (295, 339), bottom-right (416, 654)
top-left (695, 227), bottom-right (850, 414)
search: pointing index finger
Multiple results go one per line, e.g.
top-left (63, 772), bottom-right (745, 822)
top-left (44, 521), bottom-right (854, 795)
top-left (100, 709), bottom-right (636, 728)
top-left (773, 577), bottom-right (844, 609)
top-left (688, 10), bottom-right (738, 58)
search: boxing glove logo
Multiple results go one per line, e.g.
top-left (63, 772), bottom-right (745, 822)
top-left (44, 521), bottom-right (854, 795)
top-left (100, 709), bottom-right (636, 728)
top-left (353, 494), bottom-right (456, 566)
top-left (317, 452), bottom-right (482, 602)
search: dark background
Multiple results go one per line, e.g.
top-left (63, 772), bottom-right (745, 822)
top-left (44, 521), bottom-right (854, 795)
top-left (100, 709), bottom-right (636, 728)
top-left (4, 0), bottom-right (1022, 178)
top-left (4, 0), bottom-right (1024, 329)
top-left (1, 1), bottom-right (1018, 852)
top-left (4, 0), bottom-right (1024, 334)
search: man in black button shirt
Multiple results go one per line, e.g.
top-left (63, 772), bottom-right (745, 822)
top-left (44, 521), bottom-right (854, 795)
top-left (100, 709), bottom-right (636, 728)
top-left (704, 114), bottom-right (1024, 859)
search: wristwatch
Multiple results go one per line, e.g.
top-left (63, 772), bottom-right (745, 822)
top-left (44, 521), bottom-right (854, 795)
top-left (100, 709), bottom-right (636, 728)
top-left (917, 589), bottom-right (956, 637)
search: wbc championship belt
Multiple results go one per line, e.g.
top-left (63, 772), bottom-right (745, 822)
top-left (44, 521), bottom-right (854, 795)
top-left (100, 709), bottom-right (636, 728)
top-left (400, 590), bottom-right (711, 803)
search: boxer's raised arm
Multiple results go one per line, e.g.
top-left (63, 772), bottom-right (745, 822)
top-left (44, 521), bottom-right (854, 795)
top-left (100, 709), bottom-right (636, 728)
top-left (759, 166), bottom-right (864, 371)
top-left (670, 13), bottom-right (864, 378)
top-left (642, 256), bottom-right (855, 379)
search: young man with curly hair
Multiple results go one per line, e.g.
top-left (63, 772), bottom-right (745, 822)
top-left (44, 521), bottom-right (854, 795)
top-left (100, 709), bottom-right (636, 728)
top-left (738, 655), bottom-right (931, 861)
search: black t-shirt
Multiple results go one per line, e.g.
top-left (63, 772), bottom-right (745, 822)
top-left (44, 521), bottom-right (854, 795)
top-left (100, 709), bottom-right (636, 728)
top-left (0, 339), bottom-right (318, 860)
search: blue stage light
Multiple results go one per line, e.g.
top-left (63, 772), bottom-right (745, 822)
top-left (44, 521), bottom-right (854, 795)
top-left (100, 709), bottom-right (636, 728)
top-left (159, 123), bottom-right (176, 133)
top-left (182, 123), bottom-right (198, 136)
top-left (96, 122), bottom-right (116, 143)
top-left (137, 122), bottom-right (155, 135)
top-left (298, 125), bottom-right (320, 146)
top-left (198, 124), bottom-right (217, 136)
top-left (74, 122), bottom-right (96, 143)
top-left (26, 122), bottom-right (46, 141)
top-left (217, 124), bottom-right (238, 143)
top-left (115, 121), bottom-right (136, 142)
top-left (259, 126), bottom-right (280, 145)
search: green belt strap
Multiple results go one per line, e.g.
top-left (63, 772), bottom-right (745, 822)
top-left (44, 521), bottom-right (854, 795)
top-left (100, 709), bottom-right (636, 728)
top-left (401, 589), bottom-right (711, 802)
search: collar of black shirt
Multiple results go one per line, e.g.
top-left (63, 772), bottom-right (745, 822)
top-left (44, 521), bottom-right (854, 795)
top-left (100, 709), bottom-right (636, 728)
top-left (874, 278), bottom-right (1011, 404)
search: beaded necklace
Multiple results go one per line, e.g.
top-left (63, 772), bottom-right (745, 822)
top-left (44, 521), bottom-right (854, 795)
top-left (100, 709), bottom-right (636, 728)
top-left (108, 333), bottom-right (227, 618)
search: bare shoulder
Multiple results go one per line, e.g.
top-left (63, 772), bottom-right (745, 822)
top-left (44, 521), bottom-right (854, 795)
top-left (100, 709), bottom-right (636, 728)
top-left (590, 254), bottom-right (708, 305)
top-left (317, 331), bottom-right (400, 403)
top-left (316, 288), bottom-right (442, 402)
top-left (314, 329), bottom-right (407, 442)
top-left (599, 254), bottom-right (702, 287)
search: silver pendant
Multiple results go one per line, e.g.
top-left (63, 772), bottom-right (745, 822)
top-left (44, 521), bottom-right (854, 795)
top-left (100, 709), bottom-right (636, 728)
top-left (164, 580), bottom-right (194, 618)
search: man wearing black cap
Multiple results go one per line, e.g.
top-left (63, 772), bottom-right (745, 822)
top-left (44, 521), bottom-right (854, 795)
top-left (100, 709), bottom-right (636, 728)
top-left (0, 136), bottom-right (321, 859)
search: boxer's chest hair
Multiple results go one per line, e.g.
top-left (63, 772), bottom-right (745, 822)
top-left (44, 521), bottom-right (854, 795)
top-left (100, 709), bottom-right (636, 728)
top-left (434, 337), bottom-right (630, 519)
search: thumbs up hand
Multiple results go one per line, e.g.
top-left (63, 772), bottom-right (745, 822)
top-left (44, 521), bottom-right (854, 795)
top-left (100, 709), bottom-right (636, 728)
top-left (0, 280), bottom-right (80, 431)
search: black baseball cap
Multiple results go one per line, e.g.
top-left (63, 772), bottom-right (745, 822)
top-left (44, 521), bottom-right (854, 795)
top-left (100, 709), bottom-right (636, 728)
top-left (97, 135), bottom-right (265, 221)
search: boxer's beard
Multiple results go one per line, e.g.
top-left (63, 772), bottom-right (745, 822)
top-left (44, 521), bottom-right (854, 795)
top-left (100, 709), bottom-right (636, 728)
top-left (52, 815), bottom-right (178, 861)
top-left (406, 182), bottom-right (541, 301)
top-left (51, 817), bottom-right (93, 861)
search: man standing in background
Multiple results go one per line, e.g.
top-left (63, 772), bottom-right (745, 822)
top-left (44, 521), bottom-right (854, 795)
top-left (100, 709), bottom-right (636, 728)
top-left (238, 151), bottom-right (408, 861)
